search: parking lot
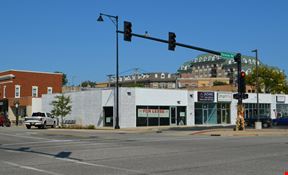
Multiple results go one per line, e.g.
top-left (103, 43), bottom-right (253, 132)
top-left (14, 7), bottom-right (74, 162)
top-left (0, 126), bottom-right (287, 175)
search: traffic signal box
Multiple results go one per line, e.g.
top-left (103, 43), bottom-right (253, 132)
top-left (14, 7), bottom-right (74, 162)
top-left (233, 54), bottom-right (248, 100)
top-left (168, 32), bottom-right (176, 51)
top-left (240, 71), bottom-right (246, 94)
top-left (124, 21), bottom-right (132, 41)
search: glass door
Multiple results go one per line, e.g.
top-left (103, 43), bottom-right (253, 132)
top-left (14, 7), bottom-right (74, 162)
top-left (170, 107), bottom-right (177, 125)
top-left (203, 108), bottom-right (208, 124)
top-left (221, 109), bottom-right (228, 124)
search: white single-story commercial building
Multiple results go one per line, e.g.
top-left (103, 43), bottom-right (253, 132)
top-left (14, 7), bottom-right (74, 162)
top-left (41, 88), bottom-right (288, 128)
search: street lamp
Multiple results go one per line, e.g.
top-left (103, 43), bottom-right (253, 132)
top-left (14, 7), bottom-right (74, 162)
top-left (97, 13), bottom-right (120, 129)
top-left (14, 100), bottom-right (20, 126)
top-left (252, 49), bottom-right (261, 127)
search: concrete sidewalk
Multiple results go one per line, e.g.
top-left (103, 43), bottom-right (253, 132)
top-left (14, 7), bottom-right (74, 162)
top-left (190, 128), bottom-right (288, 136)
top-left (10, 124), bottom-right (288, 137)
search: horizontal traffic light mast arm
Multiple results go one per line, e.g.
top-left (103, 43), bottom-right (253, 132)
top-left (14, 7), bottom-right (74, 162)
top-left (118, 30), bottom-right (221, 56)
top-left (176, 42), bottom-right (221, 55)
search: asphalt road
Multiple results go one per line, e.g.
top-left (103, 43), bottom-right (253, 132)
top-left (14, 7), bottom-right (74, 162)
top-left (0, 127), bottom-right (287, 175)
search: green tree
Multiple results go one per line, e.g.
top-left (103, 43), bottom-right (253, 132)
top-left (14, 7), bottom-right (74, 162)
top-left (54, 71), bottom-right (68, 86)
top-left (51, 94), bottom-right (72, 127)
top-left (81, 80), bottom-right (97, 88)
top-left (246, 66), bottom-right (288, 94)
top-left (213, 81), bottom-right (228, 86)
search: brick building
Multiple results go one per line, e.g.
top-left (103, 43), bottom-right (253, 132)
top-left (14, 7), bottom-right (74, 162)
top-left (0, 70), bottom-right (62, 122)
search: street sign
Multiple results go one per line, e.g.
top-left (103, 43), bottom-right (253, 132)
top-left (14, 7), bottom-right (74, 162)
top-left (233, 93), bottom-right (249, 99)
top-left (221, 52), bottom-right (235, 59)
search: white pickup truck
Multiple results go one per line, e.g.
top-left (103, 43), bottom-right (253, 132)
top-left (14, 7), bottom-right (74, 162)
top-left (24, 112), bottom-right (57, 129)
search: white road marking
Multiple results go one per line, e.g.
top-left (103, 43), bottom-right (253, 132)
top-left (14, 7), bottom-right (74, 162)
top-left (3, 149), bottom-right (147, 174)
top-left (0, 133), bottom-right (52, 141)
top-left (3, 161), bottom-right (64, 175)
top-left (54, 157), bottom-right (147, 174)
top-left (1, 140), bottom-right (75, 146)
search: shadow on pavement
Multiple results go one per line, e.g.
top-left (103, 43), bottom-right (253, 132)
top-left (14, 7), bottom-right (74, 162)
top-left (0, 146), bottom-right (81, 161)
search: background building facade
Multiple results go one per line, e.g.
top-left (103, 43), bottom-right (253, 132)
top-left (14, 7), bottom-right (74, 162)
top-left (42, 87), bottom-right (282, 128)
top-left (178, 53), bottom-right (259, 89)
top-left (0, 70), bottom-right (62, 122)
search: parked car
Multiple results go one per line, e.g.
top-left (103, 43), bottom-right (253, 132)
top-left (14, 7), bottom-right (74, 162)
top-left (24, 112), bottom-right (56, 129)
top-left (0, 115), bottom-right (11, 127)
top-left (272, 116), bottom-right (288, 126)
top-left (245, 117), bottom-right (272, 128)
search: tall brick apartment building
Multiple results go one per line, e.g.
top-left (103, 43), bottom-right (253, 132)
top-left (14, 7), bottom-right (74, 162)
top-left (0, 70), bottom-right (62, 122)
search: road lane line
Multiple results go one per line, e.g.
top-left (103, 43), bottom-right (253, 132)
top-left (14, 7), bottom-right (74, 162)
top-left (54, 157), bottom-right (148, 174)
top-left (2, 149), bottom-right (148, 175)
top-left (3, 161), bottom-right (64, 175)
top-left (1, 140), bottom-right (75, 146)
top-left (0, 133), bottom-right (52, 141)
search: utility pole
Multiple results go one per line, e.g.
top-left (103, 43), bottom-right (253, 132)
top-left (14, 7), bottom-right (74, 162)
top-left (252, 49), bottom-right (261, 129)
top-left (133, 68), bottom-right (139, 85)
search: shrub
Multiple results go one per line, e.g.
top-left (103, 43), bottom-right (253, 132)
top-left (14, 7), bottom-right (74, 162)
top-left (59, 124), bottom-right (95, 129)
top-left (87, 125), bottom-right (95, 129)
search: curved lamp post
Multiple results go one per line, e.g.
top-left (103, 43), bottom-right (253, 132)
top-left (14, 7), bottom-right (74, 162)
top-left (97, 13), bottom-right (120, 129)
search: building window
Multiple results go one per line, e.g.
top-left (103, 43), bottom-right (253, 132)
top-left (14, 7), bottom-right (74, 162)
top-left (3, 86), bottom-right (6, 98)
top-left (47, 87), bottom-right (53, 94)
top-left (15, 85), bottom-right (20, 98)
top-left (32, 86), bottom-right (38, 97)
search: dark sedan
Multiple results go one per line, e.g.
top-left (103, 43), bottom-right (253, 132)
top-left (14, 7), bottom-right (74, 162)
top-left (272, 116), bottom-right (288, 126)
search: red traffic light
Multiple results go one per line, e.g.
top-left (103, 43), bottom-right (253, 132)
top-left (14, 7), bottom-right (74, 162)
top-left (124, 21), bottom-right (132, 41)
top-left (240, 71), bottom-right (246, 78)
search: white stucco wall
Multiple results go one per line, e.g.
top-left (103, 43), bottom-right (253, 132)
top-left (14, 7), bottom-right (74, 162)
top-left (119, 88), bottom-right (136, 128)
top-left (41, 87), bottom-right (286, 128)
top-left (135, 88), bottom-right (188, 106)
top-left (102, 89), bottom-right (114, 107)
top-left (186, 91), bottom-right (195, 126)
top-left (31, 98), bottom-right (42, 113)
top-left (42, 90), bottom-right (103, 127)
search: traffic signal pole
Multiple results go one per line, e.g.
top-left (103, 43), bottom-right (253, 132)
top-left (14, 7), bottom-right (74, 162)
top-left (235, 53), bottom-right (242, 105)
top-left (118, 24), bottom-right (245, 130)
top-left (234, 53), bottom-right (245, 130)
top-left (118, 31), bottom-right (222, 56)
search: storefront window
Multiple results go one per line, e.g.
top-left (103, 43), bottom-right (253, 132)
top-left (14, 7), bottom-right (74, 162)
top-left (244, 103), bottom-right (271, 119)
top-left (195, 103), bottom-right (220, 125)
top-left (276, 104), bottom-right (288, 118)
top-left (136, 106), bottom-right (186, 127)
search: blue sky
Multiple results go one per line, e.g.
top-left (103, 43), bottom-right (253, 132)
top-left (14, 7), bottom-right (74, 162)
top-left (1, 0), bottom-right (288, 85)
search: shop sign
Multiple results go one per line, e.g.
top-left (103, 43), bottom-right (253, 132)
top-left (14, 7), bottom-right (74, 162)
top-left (138, 108), bottom-right (169, 118)
top-left (198, 92), bottom-right (214, 102)
top-left (218, 92), bottom-right (232, 102)
top-left (276, 96), bottom-right (285, 103)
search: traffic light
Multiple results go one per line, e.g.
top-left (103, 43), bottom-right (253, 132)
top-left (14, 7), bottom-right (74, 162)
top-left (234, 53), bottom-right (241, 63)
top-left (240, 71), bottom-right (246, 93)
top-left (168, 32), bottom-right (176, 51)
top-left (124, 21), bottom-right (132, 41)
